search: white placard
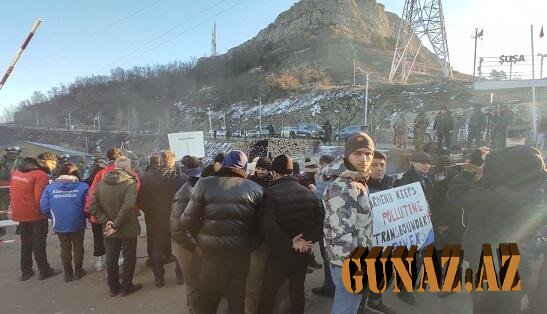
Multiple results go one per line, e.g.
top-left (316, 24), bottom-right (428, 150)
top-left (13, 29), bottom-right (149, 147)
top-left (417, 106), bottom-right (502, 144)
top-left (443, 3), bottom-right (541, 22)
top-left (370, 182), bottom-right (434, 250)
top-left (168, 131), bottom-right (205, 159)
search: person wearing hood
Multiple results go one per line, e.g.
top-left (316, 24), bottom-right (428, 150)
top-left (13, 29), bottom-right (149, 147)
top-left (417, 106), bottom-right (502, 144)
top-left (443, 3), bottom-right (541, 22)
top-left (10, 156), bottom-right (60, 281)
top-left (138, 150), bottom-right (188, 287)
top-left (448, 146), bottom-right (546, 313)
top-left (322, 132), bottom-right (375, 314)
top-left (89, 157), bottom-right (142, 297)
top-left (40, 163), bottom-right (89, 282)
top-left (171, 163), bottom-right (218, 314)
top-left (249, 157), bottom-right (273, 187)
top-left (84, 147), bottom-right (124, 271)
top-left (181, 150), bottom-right (262, 314)
top-left (257, 154), bottom-right (323, 314)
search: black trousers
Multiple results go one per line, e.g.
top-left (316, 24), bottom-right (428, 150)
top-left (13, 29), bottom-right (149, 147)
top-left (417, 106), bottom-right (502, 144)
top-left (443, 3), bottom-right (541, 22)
top-left (151, 231), bottom-right (182, 280)
top-left (20, 219), bottom-right (51, 275)
top-left (57, 230), bottom-right (85, 271)
top-left (198, 253), bottom-right (251, 314)
top-left (258, 254), bottom-right (308, 314)
top-left (146, 215), bottom-right (174, 260)
top-left (318, 237), bottom-right (334, 293)
top-left (437, 130), bottom-right (451, 150)
top-left (104, 237), bottom-right (137, 292)
top-left (144, 213), bottom-right (153, 258)
top-left (91, 222), bottom-right (105, 257)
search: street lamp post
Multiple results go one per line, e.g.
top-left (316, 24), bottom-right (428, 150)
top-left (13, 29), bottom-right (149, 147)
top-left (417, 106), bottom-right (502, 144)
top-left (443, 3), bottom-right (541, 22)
top-left (207, 108), bottom-right (213, 135)
top-left (334, 109), bottom-right (340, 145)
top-left (355, 67), bottom-right (369, 130)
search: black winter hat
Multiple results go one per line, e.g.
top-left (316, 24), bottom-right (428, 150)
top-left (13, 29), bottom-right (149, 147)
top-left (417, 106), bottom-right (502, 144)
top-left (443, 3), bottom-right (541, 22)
top-left (255, 157), bottom-right (272, 171)
top-left (344, 132), bottom-right (375, 158)
top-left (272, 154), bottom-right (293, 175)
top-left (214, 152), bottom-right (225, 163)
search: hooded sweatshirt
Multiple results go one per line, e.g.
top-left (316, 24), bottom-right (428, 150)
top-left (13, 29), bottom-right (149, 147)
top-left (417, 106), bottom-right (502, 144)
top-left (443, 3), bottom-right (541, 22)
top-left (89, 169), bottom-right (140, 238)
top-left (40, 175), bottom-right (88, 233)
top-left (322, 158), bottom-right (372, 267)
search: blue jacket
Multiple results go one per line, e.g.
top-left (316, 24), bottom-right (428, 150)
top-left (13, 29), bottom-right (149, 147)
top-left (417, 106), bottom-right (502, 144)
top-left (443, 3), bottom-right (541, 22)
top-left (40, 175), bottom-right (89, 233)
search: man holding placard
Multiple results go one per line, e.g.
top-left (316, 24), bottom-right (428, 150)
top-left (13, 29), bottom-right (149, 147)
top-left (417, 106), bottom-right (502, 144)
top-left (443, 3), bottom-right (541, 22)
top-left (322, 132), bottom-right (375, 314)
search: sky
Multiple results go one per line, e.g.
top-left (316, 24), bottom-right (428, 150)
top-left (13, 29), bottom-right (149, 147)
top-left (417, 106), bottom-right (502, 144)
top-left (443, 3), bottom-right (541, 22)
top-left (1, 0), bottom-right (546, 113)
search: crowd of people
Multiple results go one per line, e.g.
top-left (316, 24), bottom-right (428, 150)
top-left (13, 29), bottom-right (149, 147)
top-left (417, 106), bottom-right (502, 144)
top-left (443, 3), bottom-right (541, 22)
top-left (5, 129), bottom-right (547, 314)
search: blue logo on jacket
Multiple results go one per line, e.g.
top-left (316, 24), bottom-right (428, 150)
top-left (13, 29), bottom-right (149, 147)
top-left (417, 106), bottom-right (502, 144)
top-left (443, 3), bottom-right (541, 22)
top-left (40, 177), bottom-right (89, 233)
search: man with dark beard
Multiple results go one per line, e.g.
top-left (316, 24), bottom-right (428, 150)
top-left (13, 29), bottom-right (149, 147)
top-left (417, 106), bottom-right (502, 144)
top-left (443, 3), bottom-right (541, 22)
top-left (248, 157), bottom-right (273, 187)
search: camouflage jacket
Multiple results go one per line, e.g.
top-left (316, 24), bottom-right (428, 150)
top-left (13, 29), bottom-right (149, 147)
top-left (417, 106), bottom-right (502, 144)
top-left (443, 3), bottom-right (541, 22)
top-left (322, 159), bottom-right (372, 267)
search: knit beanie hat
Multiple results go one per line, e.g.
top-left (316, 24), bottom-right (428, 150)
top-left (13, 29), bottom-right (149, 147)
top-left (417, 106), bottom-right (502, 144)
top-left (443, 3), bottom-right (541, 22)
top-left (222, 150), bottom-right (248, 170)
top-left (344, 132), bottom-right (375, 158)
top-left (272, 154), bottom-right (293, 175)
top-left (255, 157), bottom-right (272, 171)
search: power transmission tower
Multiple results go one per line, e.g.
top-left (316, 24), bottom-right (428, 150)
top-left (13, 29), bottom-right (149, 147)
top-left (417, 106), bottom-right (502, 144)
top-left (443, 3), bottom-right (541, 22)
top-left (389, 0), bottom-right (452, 83)
top-left (211, 21), bottom-right (217, 57)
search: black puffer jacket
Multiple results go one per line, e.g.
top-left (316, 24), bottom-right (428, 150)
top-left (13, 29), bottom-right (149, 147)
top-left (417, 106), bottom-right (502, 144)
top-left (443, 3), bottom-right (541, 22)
top-left (138, 167), bottom-right (188, 231)
top-left (180, 167), bottom-right (263, 254)
top-left (262, 176), bottom-right (323, 260)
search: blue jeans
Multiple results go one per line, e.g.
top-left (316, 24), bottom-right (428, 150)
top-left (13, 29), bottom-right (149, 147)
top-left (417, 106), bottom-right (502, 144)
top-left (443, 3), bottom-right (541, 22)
top-left (330, 265), bottom-right (365, 314)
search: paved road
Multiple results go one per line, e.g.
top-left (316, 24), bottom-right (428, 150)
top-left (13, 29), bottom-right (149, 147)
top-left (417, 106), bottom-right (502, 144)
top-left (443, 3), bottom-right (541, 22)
top-left (0, 223), bottom-right (472, 314)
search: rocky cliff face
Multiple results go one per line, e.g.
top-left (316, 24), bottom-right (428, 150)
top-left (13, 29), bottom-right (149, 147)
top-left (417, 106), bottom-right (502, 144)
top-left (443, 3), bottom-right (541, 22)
top-left (230, 0), bottom-right (440, 82)
top-left (248, 0), bottom-right (397, 45)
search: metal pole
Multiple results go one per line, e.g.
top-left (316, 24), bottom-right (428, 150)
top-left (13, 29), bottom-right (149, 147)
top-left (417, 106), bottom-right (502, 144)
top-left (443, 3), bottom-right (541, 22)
top-left (530, 25), bottom-right (538, 143)
top-left (338, 113), bottom-right (341, 145)
top-left (259, 100), bottom-right (262, 133)
top-left (509, 61), bottom-right (513, 80)
top-left (208, 108), bottom-right (213, 135)
top-left (364, 73), bottom-right (369, 130)
top-left (0, 19), bottom-right (42, 91)
top-left (353, 58), bottom-right (356, 86)
top-left (473, 28), bottom-right (478, 79)
top-left (98, 114), bottom-right (101, 131)
top-left (68, 112), bottom-right (71, 129)
top-left (540, 54), bottom-right (545, 79)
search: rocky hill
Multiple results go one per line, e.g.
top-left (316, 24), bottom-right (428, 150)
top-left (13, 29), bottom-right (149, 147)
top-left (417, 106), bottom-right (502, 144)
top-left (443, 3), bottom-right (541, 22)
top-left (12, 0), bottom-right (455, 134)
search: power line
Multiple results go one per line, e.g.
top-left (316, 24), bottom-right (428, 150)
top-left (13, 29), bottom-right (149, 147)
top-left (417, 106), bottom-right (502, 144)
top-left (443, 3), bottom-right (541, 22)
top-left (120, 0), bottom-right (249, 66)
top-left (22, 0), bottom-right (166, 69)
top-left (97, 0), bottom-right (230, 72)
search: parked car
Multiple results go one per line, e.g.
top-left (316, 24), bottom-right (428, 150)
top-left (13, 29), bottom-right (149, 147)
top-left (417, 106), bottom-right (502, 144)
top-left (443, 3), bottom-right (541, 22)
top-left (281, 123), bottom-right (324, 139)
top-left (231, 130), bottom-right (243, 137)
top-left (334, 125), bottom-right (363, 142)
top-left (216, 130), bottom-right (226, 137)
top-left (281, 126), bottom-right (298, 138)
top-left (246, 129), bottom-right (260, 138)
